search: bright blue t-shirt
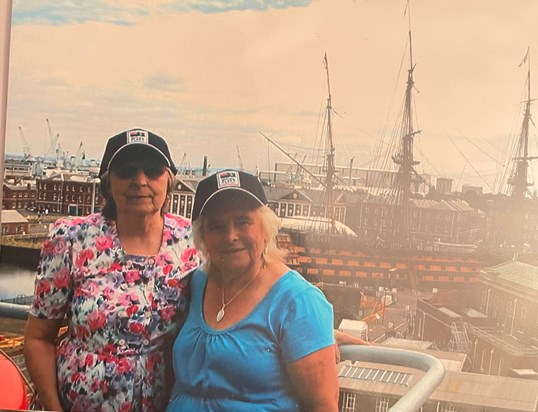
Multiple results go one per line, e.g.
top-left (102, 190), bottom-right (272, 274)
top-left (167, 268), bottom-right (334, 412)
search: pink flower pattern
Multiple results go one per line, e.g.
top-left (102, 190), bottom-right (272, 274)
top-left (29, 213), bottom-right (199, 412)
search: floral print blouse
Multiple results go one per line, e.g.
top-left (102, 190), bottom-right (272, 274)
top-left (29, 213), bottom-right (199, 412)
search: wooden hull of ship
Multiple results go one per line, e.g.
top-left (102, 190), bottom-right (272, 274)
top-left (278, 231), bottom-right (500, 290)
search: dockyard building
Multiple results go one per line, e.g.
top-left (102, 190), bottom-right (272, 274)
top-left (2, 182), bottom-right (36, 211)
top-left (338, 358), bottom-right (538, 411)
top-left (0, 210), bottom-right (29, 236)
top-left (36, 172), bottom-right (101, 216)
top-left (415, 260), bottom-right (538, 379)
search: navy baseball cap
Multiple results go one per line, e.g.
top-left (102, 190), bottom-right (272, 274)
top-left (98, 128), bottom-right (178, 178)
top-left (192, 170), bottom-right (268, 221)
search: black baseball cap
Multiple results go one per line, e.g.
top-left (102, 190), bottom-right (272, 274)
top-left (192, 169), bottom-right (268, 221)
top-left (98, 128), bottom-right (178, 178)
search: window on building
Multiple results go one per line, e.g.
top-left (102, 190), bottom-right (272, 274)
top-left (480, 290), bottom-right (487, 312)
top-left (516, 306), bottom-right (527, 334)
top-left (186, 195), bottom-right (193, 219)
top-left (171, 194), bottom-right (178, 215)
top-left (179, 195), bottom-right (186, 216)
top-left (439, 404), bottom-right (459, 412)
top-left (375, 396), bottom-right (390, 412)
top-left (498, 358), bottom-right (504, 376)
top-left (340, 391), bottom-right (356, 412)
top-left (506, 301), bottom-right (514, 334)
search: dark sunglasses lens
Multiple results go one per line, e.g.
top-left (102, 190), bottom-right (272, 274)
top-left (112, 163), bottom-right (165, 179)
top-left (143, 165), bottom-right (166, 178)
top-left (114, 164), bottom-right (138, 179)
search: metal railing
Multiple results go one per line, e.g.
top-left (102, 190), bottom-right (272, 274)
top-left (339, 344), bottom-right (445, 412)
top-left (0, 301), bottom-right (30, 320)
top-left (1, 304), bottom-right (447, 411)
top-left (0, 294), bottom-right (33, 305)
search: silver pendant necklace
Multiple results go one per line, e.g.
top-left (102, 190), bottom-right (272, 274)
top-left (216, 265), bottom-right (264, 323)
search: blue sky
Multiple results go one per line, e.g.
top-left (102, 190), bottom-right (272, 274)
top-left (12, 1), bottom-right (311, 25)
top-left (6, 0), bottom-right (538, 193)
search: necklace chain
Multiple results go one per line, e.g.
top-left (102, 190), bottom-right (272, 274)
top-left (216, 265), bottom-right (264, 323)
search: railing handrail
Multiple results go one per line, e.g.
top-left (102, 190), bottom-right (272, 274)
top-left (339, 345), bottom-right (445, 412)
top-left (0, 301), bottom-right (30, 320)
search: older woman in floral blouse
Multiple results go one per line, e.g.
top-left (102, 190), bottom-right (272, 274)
top-left (24, 129), bottom-right (198, 412)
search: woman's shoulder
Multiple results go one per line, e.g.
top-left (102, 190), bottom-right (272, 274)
top-left (271, 269), bottom-right (326, 302)
top-left (48, 213), bottom-right (106, 236)
top-left (164, 213), bottom-right (193, 229)
top-left (279, 269), bottom-right (316, 289)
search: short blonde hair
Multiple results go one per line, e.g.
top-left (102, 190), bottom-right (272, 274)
top-left (192, 205), bottom-right (286, 270)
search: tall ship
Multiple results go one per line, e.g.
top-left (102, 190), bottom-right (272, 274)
top-left (266, 8), bottom-right (509, 290)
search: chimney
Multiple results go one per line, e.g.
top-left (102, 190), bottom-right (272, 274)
top-left (202, 156), bottom-right (208, 176)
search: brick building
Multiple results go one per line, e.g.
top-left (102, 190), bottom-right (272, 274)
top-left (0, 210), bottom-right (29, 235)
top-left (485, 197), bottom-right (538, 254)
top-left (260, 186), bottom-right (484, 246)
top-left (36, 173), bottom-right (101, 216)
top-left (2, 182), bottom-right (36, 211)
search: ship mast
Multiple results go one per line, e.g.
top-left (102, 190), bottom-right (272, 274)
top-left (391, 2), bottom-right (420, 247)
top-left (509, 48), bottom-right (537, 200)
top-left (323, 53), bottom-right (336, 232)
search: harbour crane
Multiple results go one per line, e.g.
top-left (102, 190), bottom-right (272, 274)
top-left (71, 141), bottom-right (85, 172)
top-left (178, 152), bottom-right (187, 174)
top-left (236, 145), bottom-right (244, 171)
top-left (45, 118), bottom-right (61, 157)
top-left (18, 126), bottom-right (32, 159)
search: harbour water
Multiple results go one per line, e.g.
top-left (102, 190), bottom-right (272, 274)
top-left (0, 263), bottom-right (36, 300)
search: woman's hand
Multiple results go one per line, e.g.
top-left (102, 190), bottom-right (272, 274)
top-left (333, 329), bottom-right (371, 363)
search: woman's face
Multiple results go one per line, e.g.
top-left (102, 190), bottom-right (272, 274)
top-left (202, 204), bottom-right (266, 275)
top-left (108, 155), bottom-right (169, 218)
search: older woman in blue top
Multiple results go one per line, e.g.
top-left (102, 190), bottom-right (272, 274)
top-left (167, 169), bottom-right (339, 411)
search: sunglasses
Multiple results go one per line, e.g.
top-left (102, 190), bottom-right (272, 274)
top-left (111, 162), bottom-right (167, 179)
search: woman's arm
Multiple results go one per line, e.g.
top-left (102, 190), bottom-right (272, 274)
top-left (24, 315), bottom-right (64, 412)
top-left (286, 346), bottom-right (339, 412)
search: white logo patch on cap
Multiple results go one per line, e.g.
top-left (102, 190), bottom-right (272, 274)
top-left (126, 129), bottom-right (149, 144)
top-left (216, 170), bottom-right (241, 188)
